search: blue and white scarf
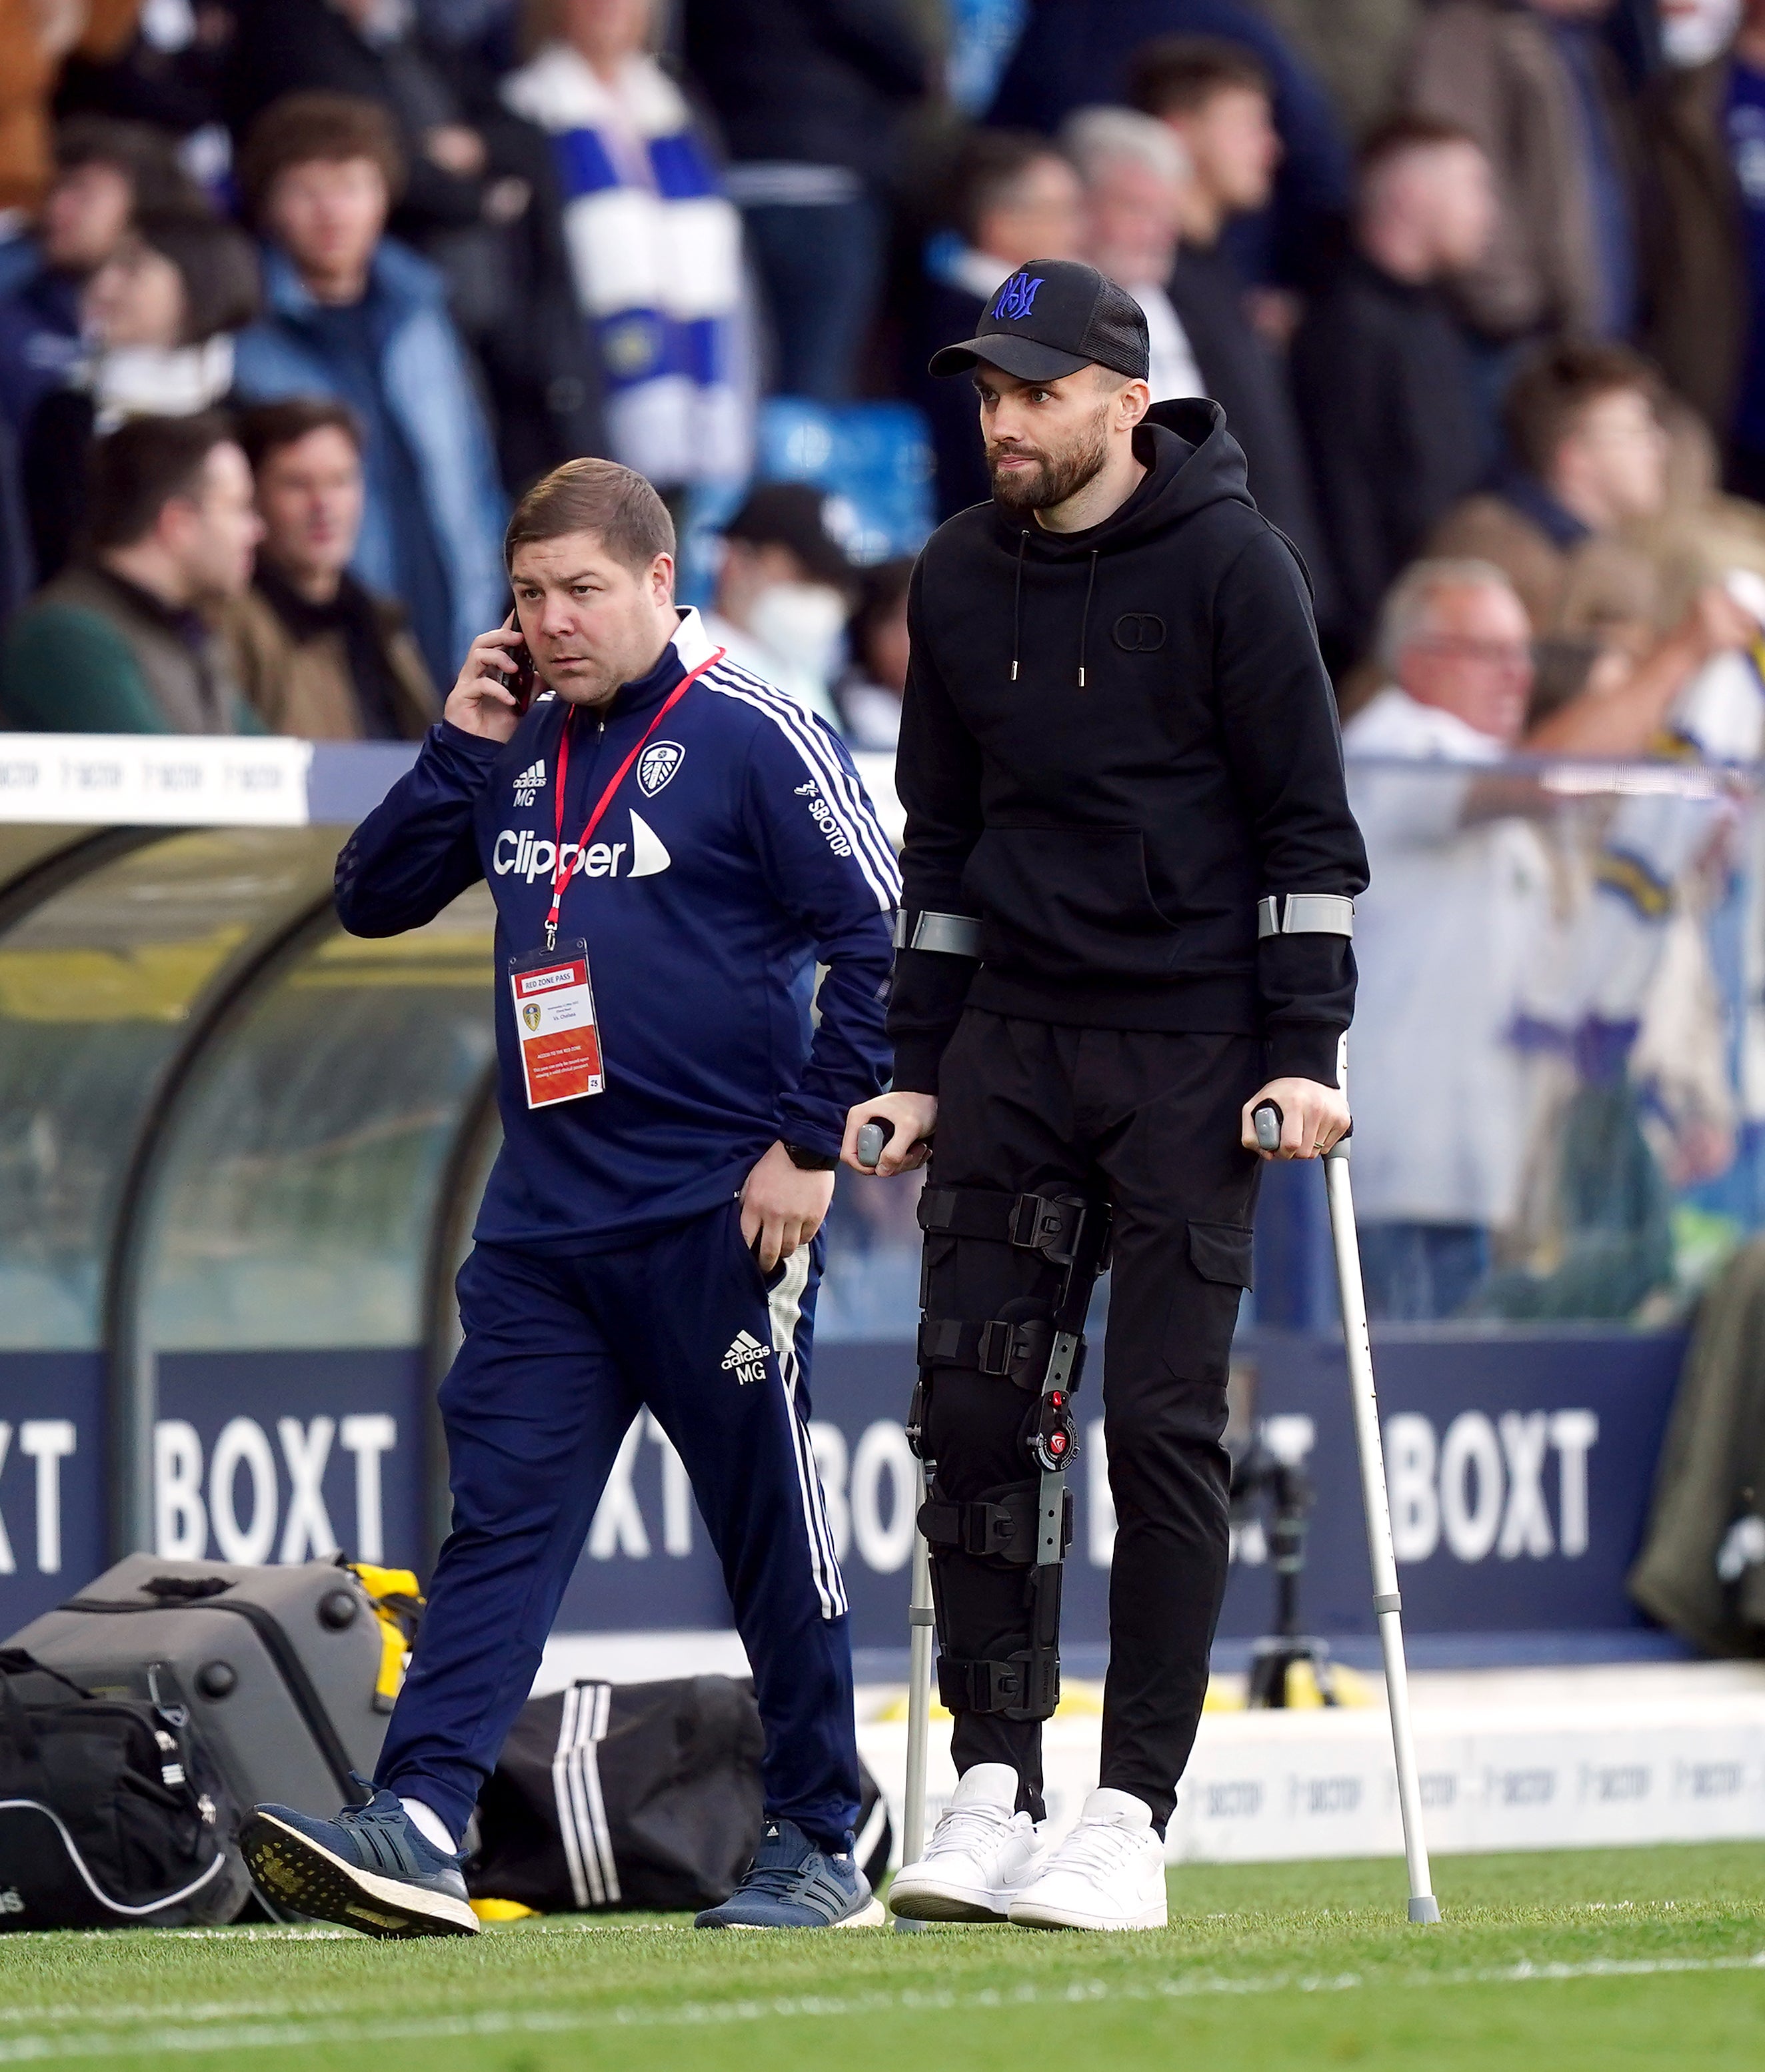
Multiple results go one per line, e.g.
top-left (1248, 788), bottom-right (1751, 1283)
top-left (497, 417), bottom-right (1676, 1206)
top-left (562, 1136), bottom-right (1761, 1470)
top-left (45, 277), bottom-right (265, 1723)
top-left (503, 45), bottom-right (751, 487)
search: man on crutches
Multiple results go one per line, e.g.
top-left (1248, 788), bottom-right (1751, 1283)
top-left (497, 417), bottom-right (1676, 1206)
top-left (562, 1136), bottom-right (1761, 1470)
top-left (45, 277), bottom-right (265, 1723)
top-left (842, 261), bottom-right (1370, 1931)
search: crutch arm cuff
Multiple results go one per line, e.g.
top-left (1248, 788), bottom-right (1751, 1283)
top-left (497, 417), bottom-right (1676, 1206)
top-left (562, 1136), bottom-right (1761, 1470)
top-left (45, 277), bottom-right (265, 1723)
top-left (1256, 893), bottom-right (1354, 939)
top-left (893, 909), bottom-right (982, 957)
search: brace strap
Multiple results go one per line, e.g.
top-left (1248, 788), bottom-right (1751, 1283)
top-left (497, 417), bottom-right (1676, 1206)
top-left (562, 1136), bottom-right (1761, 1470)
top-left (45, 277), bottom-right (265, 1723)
top-left (917, 1313), bottom-right (1051, 1386)
top-left (936, 1648), bottom-right (1058, 1719)
top-left (1256, 892), bottom-right (1354, 939)
top-left (917, 1185), bottom-right (1097, 1268)
top-left (892, 910), bottom-right (982, 957)
top-left (920, 1481), bottom-right (1073, 1566)
top-left (919, 1485), bottom-right (1038, 1563)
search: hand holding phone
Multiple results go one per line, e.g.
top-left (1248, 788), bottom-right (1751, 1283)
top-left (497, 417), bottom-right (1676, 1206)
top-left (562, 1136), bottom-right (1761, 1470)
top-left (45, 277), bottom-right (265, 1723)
top-left (443, 612), bottom-right (535, 742)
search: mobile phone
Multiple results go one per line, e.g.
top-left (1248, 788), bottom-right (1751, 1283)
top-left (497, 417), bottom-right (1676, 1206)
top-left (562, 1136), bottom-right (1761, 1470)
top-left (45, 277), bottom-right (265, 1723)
top-left (509, 638), bottom-right (537, 716)
top-left (503, 604), bottom-right (537, 715)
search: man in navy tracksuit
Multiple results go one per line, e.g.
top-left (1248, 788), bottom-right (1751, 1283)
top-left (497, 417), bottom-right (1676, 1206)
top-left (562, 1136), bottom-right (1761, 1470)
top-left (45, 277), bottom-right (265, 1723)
top-left (241, 458), bottom-right (898, 1935)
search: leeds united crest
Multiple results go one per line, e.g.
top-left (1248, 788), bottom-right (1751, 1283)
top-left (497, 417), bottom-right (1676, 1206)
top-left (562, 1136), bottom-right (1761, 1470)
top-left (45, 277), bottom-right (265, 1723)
top-left (639, 740), bottom-right (684, 796)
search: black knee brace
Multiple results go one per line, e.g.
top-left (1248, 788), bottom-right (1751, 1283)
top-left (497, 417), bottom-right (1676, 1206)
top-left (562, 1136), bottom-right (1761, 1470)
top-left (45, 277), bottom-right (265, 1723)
top-left (908, 1184), bottom-right (1111, 1722)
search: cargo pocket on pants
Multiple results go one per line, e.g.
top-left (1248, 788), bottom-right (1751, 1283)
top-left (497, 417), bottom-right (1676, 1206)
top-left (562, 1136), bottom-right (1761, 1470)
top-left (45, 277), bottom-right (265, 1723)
top-left (1162, 1219), bottom-right (1254, 1381)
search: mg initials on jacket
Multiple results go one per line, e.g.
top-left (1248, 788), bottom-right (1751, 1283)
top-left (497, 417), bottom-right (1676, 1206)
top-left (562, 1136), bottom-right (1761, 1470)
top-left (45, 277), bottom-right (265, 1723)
top-left (492, 811), bottom-right (671, 884)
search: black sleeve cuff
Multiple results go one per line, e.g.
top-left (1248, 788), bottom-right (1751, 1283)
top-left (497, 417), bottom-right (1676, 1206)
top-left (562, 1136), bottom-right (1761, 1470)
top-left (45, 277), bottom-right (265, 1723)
top-left (889, 1033), bottom-right (948, 1097)
top-left (1264, 1022), bottom-right (1344, 1088)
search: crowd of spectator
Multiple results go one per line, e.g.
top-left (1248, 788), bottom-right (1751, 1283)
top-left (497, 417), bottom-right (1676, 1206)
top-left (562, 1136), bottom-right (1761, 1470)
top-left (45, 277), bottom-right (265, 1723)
top-left (0, 0), bottom-right (1758, 758)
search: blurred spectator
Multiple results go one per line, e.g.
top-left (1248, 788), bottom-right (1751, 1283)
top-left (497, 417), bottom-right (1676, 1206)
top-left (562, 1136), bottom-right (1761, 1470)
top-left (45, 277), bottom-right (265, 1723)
top-left (23, 208), bottom-right (259, 582)
top-left (0, 0), bottom-right (140, 221)
top-left (1432, 342), bottom-right (1760, 751)
top-left (226, 0), bottom-right (601, 490)
top-left (915, 128), bottom-right (1083, 518)
top-left (835, 552), bottom-right (910, 750)
top-left (1292, 117), bottom-right (1495, 660)
top-left (0, 117), bottom-right (202, 434)
top-left (504, 0), bottom-right (747, 491)
top-left (1636, 0), bottom-right (1746, 445)
top-left (683, 0), bottom-right (929, 400)
top-left (986, 0), bottom-right (1351, 289)
top-left (702, 481), bottom-right (853, 732)
top-left (0, 410), bottom-right (261, 731)
top-left (55, 0), bottom-right (232, 137)
top-left (1128, 35), bottom-right (1335, 623)
top-left (1257, 1), bottom-right (1424, 139)
top-left (1714, 0), bottom-right (1765, 499)
top-left (226, 396), bottom-right (438, 739)
top-left (0, 415), bottom-right (26, 620)
top-left (227, 0), bottom-right (494, 200)
top-left (1404, 0), bottom-right (1640, 348)
top-left (1060, 106), bottom-right (1203, 401)
top-left (1341, 558), bottom-right (1548, 1320)
top-left (231, 92), bottom-right (505, 690)
top-left (1429, 341), bottom-right (1670, 634)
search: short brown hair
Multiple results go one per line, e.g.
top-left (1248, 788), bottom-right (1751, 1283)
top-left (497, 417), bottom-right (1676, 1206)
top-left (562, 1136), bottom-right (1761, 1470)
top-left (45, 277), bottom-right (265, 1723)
top-left (1358, 114), bottom-right (1482, 179)
top-left (504, 458), bottom-right (675, 574)
top-left (1125, 35), bottom-right (1269, 119)
top-left (944, 129), bottom-right (1071, 247)
top-left (1502, 341), bottom-right (1664, 479)
top-left (55, 115), bottom-right (206, 215)
top-left (235, 397), bottom-right (365, 474)
top-left (87, 412), bottom-right (235, 551)
top-left (237, 92), bottom-right (407, 223)
top-left (133, 211), bottom-right (262, 343)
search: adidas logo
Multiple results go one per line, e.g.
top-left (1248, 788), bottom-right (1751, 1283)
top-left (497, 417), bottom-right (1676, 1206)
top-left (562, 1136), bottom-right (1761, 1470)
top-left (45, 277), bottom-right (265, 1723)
top-left (721, 1330), bottom-right (769, 1386)
top-left (512, 757), bottom-right (545, 805)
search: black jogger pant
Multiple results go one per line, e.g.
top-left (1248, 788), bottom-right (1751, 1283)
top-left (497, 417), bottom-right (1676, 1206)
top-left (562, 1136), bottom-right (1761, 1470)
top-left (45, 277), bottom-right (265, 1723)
top-left (925, 1010), bottom-right (1262, 1833)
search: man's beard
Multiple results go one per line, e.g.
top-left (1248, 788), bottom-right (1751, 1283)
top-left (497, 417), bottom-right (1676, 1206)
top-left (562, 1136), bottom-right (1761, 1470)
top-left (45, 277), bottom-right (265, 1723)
top-left (986, 409), bottom-right (1111, 512)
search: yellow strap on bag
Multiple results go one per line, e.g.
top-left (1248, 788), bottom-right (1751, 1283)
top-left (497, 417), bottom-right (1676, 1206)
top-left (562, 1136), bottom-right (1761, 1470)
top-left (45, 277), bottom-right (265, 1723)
top-left (345, 1563), bottom-right (425, 1713)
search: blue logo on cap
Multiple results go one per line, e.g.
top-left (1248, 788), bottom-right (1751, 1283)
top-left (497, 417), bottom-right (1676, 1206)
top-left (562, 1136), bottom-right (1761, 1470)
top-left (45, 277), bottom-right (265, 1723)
top-left (991, 272), bottom-right (1045, 323)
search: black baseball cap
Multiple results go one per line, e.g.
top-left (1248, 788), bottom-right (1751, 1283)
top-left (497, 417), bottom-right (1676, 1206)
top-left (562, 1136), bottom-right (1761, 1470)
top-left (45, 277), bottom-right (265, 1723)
top-left (722, 481), bottom-right (854, 589)
top-left (929, 259), bottom-right (1150, 383)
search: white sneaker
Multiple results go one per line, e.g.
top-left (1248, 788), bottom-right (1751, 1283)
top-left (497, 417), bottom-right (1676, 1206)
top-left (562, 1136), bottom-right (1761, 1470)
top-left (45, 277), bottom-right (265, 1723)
top-left (888, 1763), bottom-right (1048, 1922)
top-left (1006, 1787), bottom-right (1168, 1931)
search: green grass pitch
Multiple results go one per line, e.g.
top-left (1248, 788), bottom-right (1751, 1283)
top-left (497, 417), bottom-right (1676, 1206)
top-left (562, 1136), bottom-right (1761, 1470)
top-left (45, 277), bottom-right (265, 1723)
top-left (3, 1845), bottom-right (1763, 2071)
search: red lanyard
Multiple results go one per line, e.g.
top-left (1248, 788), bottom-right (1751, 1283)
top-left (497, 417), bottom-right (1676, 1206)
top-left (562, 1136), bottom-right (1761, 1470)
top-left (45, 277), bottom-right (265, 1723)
top-left (543, 647), bottom-right (724, 948)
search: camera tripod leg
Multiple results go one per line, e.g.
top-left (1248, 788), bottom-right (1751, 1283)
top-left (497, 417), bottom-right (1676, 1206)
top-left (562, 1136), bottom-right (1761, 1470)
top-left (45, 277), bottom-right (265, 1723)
top-left (1323, 1138), bottom-right (1441, 1925)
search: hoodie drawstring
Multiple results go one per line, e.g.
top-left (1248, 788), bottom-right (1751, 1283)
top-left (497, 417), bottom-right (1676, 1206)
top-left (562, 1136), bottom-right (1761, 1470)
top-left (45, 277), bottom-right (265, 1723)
top-left (1010, 530), bottom-right (1026, 682)
top-left (1077, 550), bottom-right (1098, 689)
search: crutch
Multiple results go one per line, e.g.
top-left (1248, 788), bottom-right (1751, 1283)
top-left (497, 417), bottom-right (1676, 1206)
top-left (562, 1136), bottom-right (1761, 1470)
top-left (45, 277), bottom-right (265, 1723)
top-left (857, 1118), bottom-right (936, 1932)
top-left (1254, 1089), bottom-right (1441, 1925)
top-left (894, 1466), bottom-right (936, 1933)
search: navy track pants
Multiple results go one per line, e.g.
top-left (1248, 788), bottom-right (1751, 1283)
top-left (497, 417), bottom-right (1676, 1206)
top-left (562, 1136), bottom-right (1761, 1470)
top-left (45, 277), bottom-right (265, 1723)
top-left (374, 1198), bottom-right (860, 1849)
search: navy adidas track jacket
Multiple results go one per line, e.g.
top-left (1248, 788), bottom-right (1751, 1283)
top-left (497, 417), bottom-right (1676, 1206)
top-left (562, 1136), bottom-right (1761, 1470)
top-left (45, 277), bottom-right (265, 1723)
top-left (335, 607), bottom-right (899, 1250)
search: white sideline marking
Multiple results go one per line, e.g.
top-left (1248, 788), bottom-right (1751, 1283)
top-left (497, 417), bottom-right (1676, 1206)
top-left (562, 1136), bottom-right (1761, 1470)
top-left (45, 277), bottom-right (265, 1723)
top-left (0, 1951), bottom-right (1760, 2058)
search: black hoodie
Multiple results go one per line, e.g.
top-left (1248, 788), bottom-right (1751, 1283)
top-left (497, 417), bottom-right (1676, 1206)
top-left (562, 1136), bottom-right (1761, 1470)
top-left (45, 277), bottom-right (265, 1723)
top-left (888, 399), bottom-right (1368, 1096)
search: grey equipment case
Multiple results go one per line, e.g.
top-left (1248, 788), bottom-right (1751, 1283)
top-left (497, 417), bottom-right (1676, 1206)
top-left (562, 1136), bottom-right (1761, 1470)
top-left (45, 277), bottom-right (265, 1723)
top-left (5, 1554), bottom-right (393, 1823)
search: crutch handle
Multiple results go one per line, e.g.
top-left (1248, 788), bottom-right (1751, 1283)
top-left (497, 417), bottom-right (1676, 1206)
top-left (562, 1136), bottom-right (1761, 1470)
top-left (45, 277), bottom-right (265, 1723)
top-left (1252, 1100), bottom-right (1282, 1154)
top-left (1252, 1100), bottom-right (1352, 1158)
top-left (856, 1119), bottom-right (892, 1170)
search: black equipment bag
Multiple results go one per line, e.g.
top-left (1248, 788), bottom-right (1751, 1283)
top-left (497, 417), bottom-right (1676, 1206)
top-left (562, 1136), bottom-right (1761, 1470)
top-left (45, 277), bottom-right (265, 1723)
top-left (0, 1648), bottom-right (252, 1931)
top-left (467, 1675), bottom-right (892, 1914)
top-left (5, 1554), bottom-right (402, 1823)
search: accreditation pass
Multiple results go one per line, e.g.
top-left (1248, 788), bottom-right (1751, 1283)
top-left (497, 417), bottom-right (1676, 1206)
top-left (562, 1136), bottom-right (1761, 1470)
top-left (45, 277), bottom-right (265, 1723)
top-left (509, 942), bottom-right (604, 1106)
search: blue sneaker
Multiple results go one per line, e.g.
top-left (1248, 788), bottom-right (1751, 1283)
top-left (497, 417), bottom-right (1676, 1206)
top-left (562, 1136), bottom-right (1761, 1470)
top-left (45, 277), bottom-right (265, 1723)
top-left (241, 1777), bottom-right (479, 1938)
top-left (695, 1817), bottom-right (885, 1929)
